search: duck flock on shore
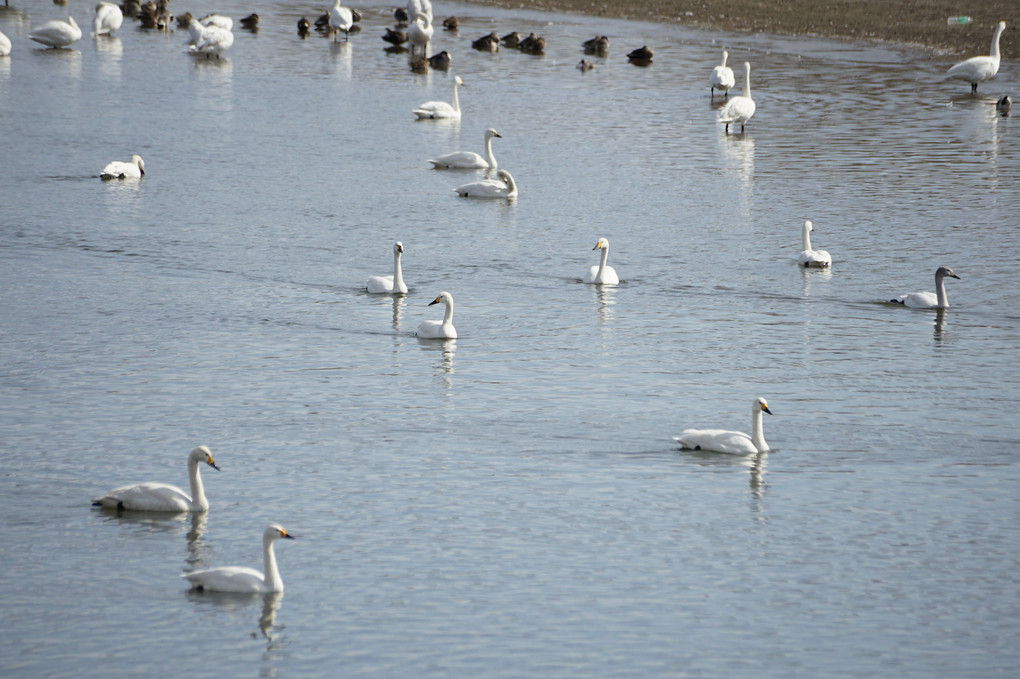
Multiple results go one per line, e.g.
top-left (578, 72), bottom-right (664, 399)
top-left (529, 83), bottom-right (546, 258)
top-left (0, 1), bottom-right (1006, 589)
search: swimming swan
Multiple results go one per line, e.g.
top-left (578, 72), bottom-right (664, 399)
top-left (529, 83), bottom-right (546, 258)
top-left (416, 291), bottom-right (457, 338)
top-left (93, 2), bottom-right (124, 36)
top-left (454, 169), bottom-right (517, 199)
top-left (367, 241), bottom-right (408, 294)
top-left (92, 445), bottom-right (220, 512)
top-left (891, 266), bottom-right (960, 308)
top-left (947, 21), bottom-right (1006, 94)
top-left (428, 128), bottom-right (501, 169)
top-left (29, 16), bottom-right (82, 49)
top-left (718, 61), bottom-right (755, 134)
top-left (328, 0), bottom-right (354, 42)
top-left (414, 75), bottom-right (463, 119)
top-left (182, 524), bottom-right (294, 593)
top-left (797, 220), bottom-right (832, 267)
top-left (100, 154), bottom-right (145, 180)
top-left (584, 238), bottom-right (619, 285)
top-left (676, 397), bottom-right (773, 454)
top-left (709, 49), bottom-right (735, 97)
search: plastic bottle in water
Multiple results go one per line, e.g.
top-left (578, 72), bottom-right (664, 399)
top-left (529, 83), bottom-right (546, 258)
top-left (947, 16), bottom-right (972, 25)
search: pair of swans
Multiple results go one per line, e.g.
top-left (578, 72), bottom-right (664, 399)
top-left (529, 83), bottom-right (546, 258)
top-left (93, 2), bottom-right (124, 36)
top-left (414, 75), bottom-right (463, 120)
top-left (29, 16), bottom-right (82, 49)
top-left (947, 21), bottom-right (1006, 94)
top-left (101, 154), bottom-right (145, 180)
top-left (892, 266), bottom-right (961, 309)
top-left (454, 169), bottom-right (517, 199)
top-left (709, 49), bottom-right (736, 97)
top-left (429, 128), bottom-right (501, 169)
top-left (718, 62), bottom-right (755, 134)
top-left (585, 238), bottom-right (619, 285)
top-left (798, 220), bottom-right (832, 268)
top-left (676, 397), bottom-right (772, 455)
top-left (366, 241), bottom-right (408, 294)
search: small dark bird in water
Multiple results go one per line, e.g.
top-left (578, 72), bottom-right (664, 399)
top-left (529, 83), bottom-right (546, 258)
top-left (382, 27), bottom-right (407, 45)
top-left (627, 45), bottom-right (654, 62)
top-left (577, 59), bottom-right (595, 71)
top-left (176, 11), bottom-right (194, 29)
top-left (442, 16), bottom-right (459, 31)
top-left (409, 56), bottom-right (429, 74)
top-left (428, 50), bottom-right (451, 70)
top-left (472, 32), bottom-right (499, 52)
top-left (394, 7), bottom-right (409, 24)
top-left (518, 33), bottom-right (546, 54)
top-left (583, 35), bottom-right (610, 54)
top-left (501, 31), bottom-right (520, 48)
top-left (314, 13), bottom-right (330, 30)
top-left (240, 13), bottom-right (259, 31)
top-left (297, 16), bottom-right (310, 35)
top-left (997, 95), bottom-right (1012, 114)
top-left (121, 1), bottom-right (141, 19)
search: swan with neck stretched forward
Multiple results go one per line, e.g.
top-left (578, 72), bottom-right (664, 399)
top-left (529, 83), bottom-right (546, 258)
top-left (416, 291), bottom-right (457, 338)
top-left (367, 241), bottom-right (408, 294)
top-left (891, 266), bottom-right (960, 309)
top-left (414, 75), bottom-right (463, 120)
top-left (947, 21), bottom-right (1006, 94)
top-left (584, 238), bottom-right (619, 285)
top-left (29, 16), bottom-right (82, 48)
top-left (718, 61), bottom-right (755, 133)
top-left (709, 49), bottom-right (735, 97)
top-left (100, 154), bottom-right (145, 180)
top-left (182, 524), bottom-right (295, 593)
top-left (429, 128), bottom-right (501, 169)
top-left (92, 446), bottom-right (220, 512)
top-left (675, 397), bottom-right (773, 454)
top-left (454, 169), bottom-right (517, 199)
top-left (797, 220), bottom-right (832, 267)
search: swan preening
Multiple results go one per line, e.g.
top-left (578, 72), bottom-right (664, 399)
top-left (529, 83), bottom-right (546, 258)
top-left (797, 220), bottom-right (832, 268)
top-left (100, 154), bottom-right (145, 180)
top-left (367, 241), bottom-right (408, 294)
top-left (709, 49), bottom-right (736, 97)
top-left (414, 75), bottom-right (463, 120)
top-left (92, 446), bottom-right (220, 512)
top-left (428, 128), bottom-right (501, 169)
top-left (676, 397), bottom-right (773, 455)
top-left (584, 238), bottom-right (620, 285)
top-left (182, 524), bottom-right (294, 593)
top-left (416, 291), bottom-right (457, 338)
top-left (188, 17), bottom-right (234, 58)
top-left (93, 3), bottom-right (124, 36)
top-left (454, 169), bottom-right (517, 199)
top-left (718, 61), bottom-right (755, 133)
top-left (408, 13), bottom-right (433, 55)
top-left (329, 0), bottom-right (354, 42)
top-left (947, 21), bottom-right (1006, 94)
top-left (29, 16), bottom-right (82, 49)
top-left (891, 266), bottom-right (961, 309)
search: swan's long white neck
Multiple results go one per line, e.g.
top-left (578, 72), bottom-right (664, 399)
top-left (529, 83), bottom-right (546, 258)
top-left (484, 134), bottom-right (497, 169)
top-left (935, 271), bottom-right (951, 308)
top-left (750, 405), bottom-right (769, 453)
top-left (392, 249), bottom-right (404, 291)
top-left (991, 23), bottom-right (1005, 62)
top-left (502, 173), bottom-right (517, 195)
top-left (742, 63), bottom-right (752, 98)
top-left (187, 456), bottom-right (209, 511)
top-left (801, 222), bottom-right (813, 251)
top-left (262, 536), bottom-right (283, 592)
top-left (720, 51), bottom-right (728, 68)
top-left (597, 245), bottom-right (610, 278)
top-left (441, 297), bottom-right (455, 329)
top-left (451, 79), bottom-right (460, 113)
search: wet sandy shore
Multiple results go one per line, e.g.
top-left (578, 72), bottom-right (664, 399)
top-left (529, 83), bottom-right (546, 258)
top-left (465, 0), bottom-right (1017, 57)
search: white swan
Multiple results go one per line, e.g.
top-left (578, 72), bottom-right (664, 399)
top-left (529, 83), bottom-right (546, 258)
top-left (454, 169), bottom-right (517, 199)
top-left (100, 154), bottom-right (145, 180)
top-left (200, 14), bottom-right (234, 31)
top-left (709, 49), bottom-right (735, 97)
top-left (408, 12), bottom-right (433, 55)
top-left (676, 397), bottom-right (773, 455)
top-left (0, 30), bottom-right (11, 57)
top-left (367, 241), bottom-right (408, 294)
top-left (891, 266), bottom-right (960, 309)
top-left (797, 220), bottom-right (832, 268)
top-left (328, 0), bottom-right (354, 42)
top-left (29, 16), bottom-right (82, 49)
top-left (947, 21), bottom-right (1006, 94)
top-left (584, 238), bottom-right (620, 285)
top-left (414, 75), bottom-right (462, 120)
top-left (416, 291), bottom-right (457, 338)
top-left (92, 446), bottom-right (220, 512)
top-left (408, 0), bottom-right (433, 23)
top-left (718, 61), bottom-right (755, 134)
top-left (188, 18), bottom-right (233, 58)
top-left (182, 524), bottom-right (294, 593)
top-left (93, 2), bottom-right (124, 36)
top-left (428, 128), bottom-right (501, 169)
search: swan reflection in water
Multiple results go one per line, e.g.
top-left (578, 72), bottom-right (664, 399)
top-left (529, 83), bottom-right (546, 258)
top-left (93, 507), bottom-right (209, 566)
top-left (593, 283), bottom-right (616, 324)
top-left (391, 294), bottom-right (406, 330)
top-left (186, 590), bottom-right (285, 645)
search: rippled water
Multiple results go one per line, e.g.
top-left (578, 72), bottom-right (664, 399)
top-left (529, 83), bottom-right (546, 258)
top-left (2, 1), bottom-right (1019, 677)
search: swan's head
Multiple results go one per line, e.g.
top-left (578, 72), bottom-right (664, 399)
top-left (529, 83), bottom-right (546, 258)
top-left (265, 524), bottom-right (295, 541)
top-left (593, 237), bottom-right (610, 251)
top-left (394, 241), bottom-right (404, 254)
top-left (996, 21), bottom-right (1006, 34)
top-left (721, 49), bottom-right (729, 62)
top-left (454, 75), bottom-right (464, 87)
top-left (190, 445), bottom-right (221, 470)
top-left (803, 220), bottom-right (813, 233)
top-left (428, 291), bottom-right (453, 306)
top-left (936, 266), bottom-right (961, 281)
top-left (756, 397), bottom-right (772, 415)
top-left (131, 155), bottom-right (145, 175)
top-left (486, 128), bottom-right (501, 139)
top-left (496, 169), bottom-right (513, 186)
top-left (743, 61), bottom-right (751, 74)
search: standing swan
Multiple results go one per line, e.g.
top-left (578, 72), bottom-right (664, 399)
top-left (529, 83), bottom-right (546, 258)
top-left (676, 397), bottom-right (773, 455)
top-left (453, 169), bottom-right (517, 199)
top-left (29, 16), bottom-right (82, 49)
top-left (947, 21), bottom-right (1006, 94)
top-left (428, 128), bottom-right (501, 169)
top-left (328, 0), bottom-right (354, 42)
top-left (367, 241), bottom-right (408, 294)
top-left (718, 61), bottom-right (755, 134)
top-left (414, 75), bottom-right (463, 119)
top-left (408, 12), bottom-right (433, 55)
top-left (93, 2), bottom-right (124, 36)
top-left (416, 292), bottom-right (457, 338)
top-left (100, 154), bottom-right (145, 180)
top-left (584, 238), bottom-right (620, 285)
top-left (797, 220), bottom-right (832, 267)
top-left (92, 446), bottom-right (220, 512)
top-left (709, 49), bottom-right (735, 97)
top-left (182, 524), bottom-right (295, 593)
top-left (891, 266), bottom-right (961, 309)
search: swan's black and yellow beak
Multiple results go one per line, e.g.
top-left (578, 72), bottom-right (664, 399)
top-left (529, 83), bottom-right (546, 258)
top-left (761, 402), bottom-right (773, 415)
top-left (592, 242), bottom-right (602, 250)
top-left (494, 131), bottom-right (502, 138)
top-left (428, 296), bottom-right (442, 306)
top-left (206, 457), bottom-right (221, 471)
top-left (280, 529), bottom-right (295, 540)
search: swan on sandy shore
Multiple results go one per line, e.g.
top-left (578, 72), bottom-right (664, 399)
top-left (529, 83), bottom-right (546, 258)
top-left (92, 446), bottom-right (220, 512)
top-left (416, 291), bottom-right (457, 338)
top-left (428, 128), bottom-right (501, 169)
top-left (719, 61), bottom-right (755, 134)
top-left (182, 524), bottom-right (295, 593)
top-left (947, 21), bottom-right (1006, 94)
top-left (891, 266), bottom-right (960, 309)
top-left (797, 220), bottom-right (832, 268)
top-left (100, 154), bottom-right (145, 180)
top-left (584, 238), bottom-right (620, 285)
top-left (29, 16), bottom-right (82, 49)
top-left (453, 169), bottom-right (517, 199)
top-left (675, 397), bottom-right (773, 455)
top-left (414, 75), bottom-right (463, 120)
top-left (709, 49), bottom-right (735, 97)
top-left (367, 241), bottom-right (408, 294)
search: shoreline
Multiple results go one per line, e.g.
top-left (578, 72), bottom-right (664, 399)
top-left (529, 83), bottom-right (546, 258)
top-left (464, 1), bottom-right (1017, 58)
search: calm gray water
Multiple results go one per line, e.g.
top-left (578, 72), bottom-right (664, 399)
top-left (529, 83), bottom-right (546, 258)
top-left (2, 1), bottom-right (1019, 677)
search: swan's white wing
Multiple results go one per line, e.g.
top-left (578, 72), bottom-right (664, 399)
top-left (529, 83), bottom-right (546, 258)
top-left (182, 566), bottom-right (267, 593)
top-left (413, 101), bottom-right (458, 119)
top-left (93, 482), bottom-right (194, 512)
top-left (798, 249), bottom-right (832, 267)
top-left (366, 275), bottom-right (395, 293)
top-left (584, 265), bottom-right (599, 283)
top-left (428, 151), bottom-right (486, 168)
top-left (896, 291), bottom-right (938, 308)
top-left (676, 429), bottom-right (758, 455)
top-left (416, 320), bottom-right (455, 338)
top-left (947, 56), bottom-right (998, 82)
top-left (718, 96), bottom-right (756, 124)
top-left (100, 160), bottom-right (141, 180)
top-left (710, 65), bottom-right (735, 90)
top-left (0, 30), bottom-right (11, 56)
top-left (454, 178), bottom-right (506, 198)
